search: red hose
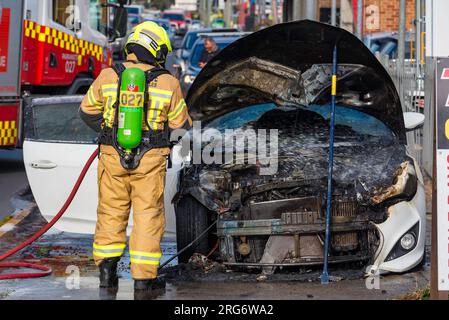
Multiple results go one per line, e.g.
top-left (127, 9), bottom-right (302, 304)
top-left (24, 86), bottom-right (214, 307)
top-left (0, 148), bottom-right (99, 280)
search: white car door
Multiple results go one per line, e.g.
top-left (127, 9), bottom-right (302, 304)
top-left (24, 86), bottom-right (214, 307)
top-left (23, 96), bottom-right (180, 238)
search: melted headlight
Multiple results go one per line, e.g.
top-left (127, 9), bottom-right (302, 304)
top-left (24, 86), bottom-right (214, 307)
top-left (370, 161), bottom-right (418, 206)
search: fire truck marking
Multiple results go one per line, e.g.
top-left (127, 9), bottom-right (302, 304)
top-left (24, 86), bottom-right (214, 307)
top-left (0, 120), bottom-right (17, 146)
top-left (442, 68), bottom-right (449, 80)
top-left (24, 20), bottom-right (104, 63)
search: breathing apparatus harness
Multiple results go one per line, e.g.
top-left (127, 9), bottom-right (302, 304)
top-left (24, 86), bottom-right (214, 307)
top-left (98, 61), bottom-right (171, 170)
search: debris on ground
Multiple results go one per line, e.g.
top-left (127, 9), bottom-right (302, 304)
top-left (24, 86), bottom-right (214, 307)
top-left (188, 253), bottom-right (218, 273)
top-left (399, 287), bottom-right (431, 300)
top-left (256, 274), bottom-right (267, 282)
top-left (161, 260), bottom-right (365, 283)
top-left (0, 289), bottom-right (14, 299)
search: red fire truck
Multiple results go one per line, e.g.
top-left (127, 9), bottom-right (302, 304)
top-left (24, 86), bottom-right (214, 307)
top-left (0, 0), bottom-right (128, 148)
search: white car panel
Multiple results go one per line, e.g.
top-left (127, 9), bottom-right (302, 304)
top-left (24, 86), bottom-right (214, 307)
top-left (24, 141), bottom-right (183, 238)
top-left (369, 159), bottom-right (426, 273)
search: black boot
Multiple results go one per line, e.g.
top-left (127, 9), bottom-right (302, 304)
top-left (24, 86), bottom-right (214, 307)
top-left (99, 287), bottom-right (118, 300)
top-left (134, 277), bottom-right (166, 300)
top-left (99, 257), bottom-right (120, 288)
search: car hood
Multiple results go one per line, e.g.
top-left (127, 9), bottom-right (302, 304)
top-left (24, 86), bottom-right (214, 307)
top-left (186, 20), bottom-right (406, 143)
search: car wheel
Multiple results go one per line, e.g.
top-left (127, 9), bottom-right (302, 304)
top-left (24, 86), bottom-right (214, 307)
top-left (175, 195), bottom-right (212, 263)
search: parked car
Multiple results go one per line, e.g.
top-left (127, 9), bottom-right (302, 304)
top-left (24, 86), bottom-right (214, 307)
top-left (171, 28), bottom-right (239, 79)
top-left (211, 18), bottom-right (225, 28)
top-left (125, 4), bottom-right (145, 16)
top-left (144, 18), bottom-right (176, 44)
top-left (142, 10), bottom-right (161, 20)
top-left (162, 10), bottom-right (187, 34)
top-left (178, 33), bottom-right (248, 95)
top-left (127, 13), bottom-right (142, 28)
top-left (22, 21), bottom-right (425, 276)
top-left (189, 19), bottom-right (203, 30)
top-left (22, 95), bottom-right (186, 238)
top-left (363, 31), bottom-right (412, 59)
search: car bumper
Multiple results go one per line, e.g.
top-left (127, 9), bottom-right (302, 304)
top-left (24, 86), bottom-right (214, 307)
top-left (214, 161), bottom-right (427, 272)
top-left (369, 178), bottom-right (426, 273)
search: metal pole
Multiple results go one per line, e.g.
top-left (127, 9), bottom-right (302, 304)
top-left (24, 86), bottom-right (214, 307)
top-left (199, 0), bottom-right (206, 27)
top-left (292, 0), bottom-right (302, 21)
top-left (331, 0), bottom-right (337, 26)
top-left (321, 44), bottom-right (338, 285)
top-left (415, 0), bottom-right (423, 92)
top-left (356, 0), bottom-right (363, 39)
top-left (260, 0), bottom-right (266, 20)
top-left (397, 0), bottom-right (406, 106)
top-left (239, 0), bottom-right (245, 27)
top-left (304, 0), bottom-right (316, 20)
top-left (206, 0), bottom-right (212, 27)
top-left (224, 0), bottom-right (233, 27)
top-left (271, 0), bottom-right (278, 24)
top-left (398, 0), bottom-right (406, 62)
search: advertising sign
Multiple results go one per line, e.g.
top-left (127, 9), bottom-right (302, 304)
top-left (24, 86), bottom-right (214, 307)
top-left (436, 57), bottom-right (449, 290)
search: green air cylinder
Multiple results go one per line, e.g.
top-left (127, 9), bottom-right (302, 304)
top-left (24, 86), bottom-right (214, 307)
top-left (117, 68), bottom-right (146, 152)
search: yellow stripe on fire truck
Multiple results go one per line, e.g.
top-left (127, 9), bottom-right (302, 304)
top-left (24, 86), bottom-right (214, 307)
top-left (24, 20), bottom-right (105, 64)
top-left (0, 121), bottom-right (18, 146)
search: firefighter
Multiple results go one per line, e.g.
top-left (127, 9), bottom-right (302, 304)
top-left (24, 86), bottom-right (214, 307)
top-left (79, 21), bottom-right (192, 296)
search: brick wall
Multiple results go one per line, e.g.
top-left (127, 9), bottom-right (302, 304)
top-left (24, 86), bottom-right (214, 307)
top-left (317, 0), bottom-right (416, 34)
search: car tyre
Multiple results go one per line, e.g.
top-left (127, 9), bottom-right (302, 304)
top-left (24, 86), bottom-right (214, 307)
top-left (175, 195), bottom-right (211, 263)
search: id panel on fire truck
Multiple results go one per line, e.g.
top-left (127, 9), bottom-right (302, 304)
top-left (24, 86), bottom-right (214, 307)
top-left (21, 0), bottom-right (112, 88)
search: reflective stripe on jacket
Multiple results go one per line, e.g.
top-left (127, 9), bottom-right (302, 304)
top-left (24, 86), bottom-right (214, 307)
top-left (80, 53), bottom-right (192, 131)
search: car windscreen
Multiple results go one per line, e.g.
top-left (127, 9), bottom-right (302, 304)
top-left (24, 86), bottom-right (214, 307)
top-left (205, 103), bottom-right (396, 145)
top-left (190, 39), bottom-right (237, 67)
top-left (205, 104), bottom-right (276, 131)
top-left (162, 13), bottom-right (184, 21)
top-left (126, 7), bottom-right (140, 15)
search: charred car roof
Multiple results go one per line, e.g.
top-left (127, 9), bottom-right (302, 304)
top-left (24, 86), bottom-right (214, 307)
top-left (186, 20), bottom-right (406, 143)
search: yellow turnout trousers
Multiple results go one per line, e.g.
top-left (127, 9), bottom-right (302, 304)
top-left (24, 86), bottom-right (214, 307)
top-left (93, 145), bottom-right (169, 280)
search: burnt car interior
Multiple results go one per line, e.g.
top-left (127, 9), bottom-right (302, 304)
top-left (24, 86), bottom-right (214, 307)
top-left (174, 21), bottom-right (419, 272)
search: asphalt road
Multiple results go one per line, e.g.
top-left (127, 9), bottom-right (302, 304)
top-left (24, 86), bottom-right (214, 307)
top-left (0, 202), bottom-right (432, 300)
top-left (0, 149), bottom-right (28, 221)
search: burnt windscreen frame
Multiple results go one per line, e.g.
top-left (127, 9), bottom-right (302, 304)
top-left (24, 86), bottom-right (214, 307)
top-left (187, 20), bottom-right (406, 144)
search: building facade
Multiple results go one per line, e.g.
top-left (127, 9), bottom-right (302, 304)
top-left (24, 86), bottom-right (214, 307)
top-left (317, 0), bottom-right (416, 34)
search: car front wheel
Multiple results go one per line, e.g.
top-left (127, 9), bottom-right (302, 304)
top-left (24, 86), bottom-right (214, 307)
top-left (175, 195), bottom-right (213, 263)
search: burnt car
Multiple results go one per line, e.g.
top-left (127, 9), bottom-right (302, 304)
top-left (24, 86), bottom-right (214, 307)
top-left (173, 20), bottom-right (426, 275)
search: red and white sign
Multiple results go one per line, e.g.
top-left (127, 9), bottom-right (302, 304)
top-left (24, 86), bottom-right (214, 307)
top-left (0, 7), bottom-right (11, 73)
top-left (442, 68), bottom-right (449, 80)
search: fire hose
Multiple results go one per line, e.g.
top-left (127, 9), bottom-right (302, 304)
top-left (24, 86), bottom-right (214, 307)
top-left (0, 148), bottom-right (100, 280)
